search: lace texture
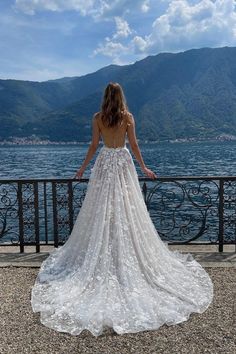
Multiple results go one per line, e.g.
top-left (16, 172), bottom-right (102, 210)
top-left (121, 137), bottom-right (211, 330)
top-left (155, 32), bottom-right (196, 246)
top-left (31, 144), bottom-right (214, 336)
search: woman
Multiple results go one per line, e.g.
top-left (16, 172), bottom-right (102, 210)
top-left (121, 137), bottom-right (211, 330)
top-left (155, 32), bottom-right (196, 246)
top-left (31, 82), bottom-right (213, 337)
top-left (74, 82), bottom-right (157, 181)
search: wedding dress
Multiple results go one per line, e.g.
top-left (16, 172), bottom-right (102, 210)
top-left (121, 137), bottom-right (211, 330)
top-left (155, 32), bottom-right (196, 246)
top-left (31, 143), bottom-right (214, 337)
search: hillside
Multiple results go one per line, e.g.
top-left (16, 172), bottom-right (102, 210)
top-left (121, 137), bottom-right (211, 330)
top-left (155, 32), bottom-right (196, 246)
top-left (1, 46), bottom-right (236, 141)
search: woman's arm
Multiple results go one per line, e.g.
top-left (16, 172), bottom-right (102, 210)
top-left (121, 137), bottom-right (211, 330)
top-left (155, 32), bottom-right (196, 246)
top-left (74, 113), bottom-right (100, 179)
top-left (126, 113), bottom-right (157, 180)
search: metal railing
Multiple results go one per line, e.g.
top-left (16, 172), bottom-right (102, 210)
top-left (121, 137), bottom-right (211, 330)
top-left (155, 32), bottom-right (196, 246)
top-left (0, 176), bottom-right (235, 253)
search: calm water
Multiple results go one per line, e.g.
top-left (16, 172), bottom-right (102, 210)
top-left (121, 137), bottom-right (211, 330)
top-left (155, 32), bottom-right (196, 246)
top-left (0, 141), bottom-right (235, 244)
top-left (0, 140), bottom-right (236, 179)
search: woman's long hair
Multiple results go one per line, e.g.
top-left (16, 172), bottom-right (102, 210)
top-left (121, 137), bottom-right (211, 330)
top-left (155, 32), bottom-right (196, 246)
top-left (100, 82), bottom-right (128, 128)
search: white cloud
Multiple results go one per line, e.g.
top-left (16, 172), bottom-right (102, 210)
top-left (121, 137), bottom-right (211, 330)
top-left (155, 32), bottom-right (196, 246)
top-left (132, 0), bottom-right (236, 54)
top-left (90, 0), bottom-right (153, 18)
top-left (132, 35), bottom-right (149, 52)
top-left (141, 0), bottom-right (150, 13)
top-left (113, 16), bottom-right (133, 38)
top-left (14, 0), bottom-right (152, 18)
top-left (92, 0), bottom-right (236, 69)
top-left (93, 39), bottom-right (129, 58)
top-left (93, 15), bottom-right (133, 62)
top-left (8, 0), bottom-right (236, 81)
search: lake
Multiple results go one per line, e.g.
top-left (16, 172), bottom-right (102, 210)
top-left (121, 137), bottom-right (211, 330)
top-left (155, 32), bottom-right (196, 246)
top-left (0, 141), bottom-right (235, 245)
top-left (0, 140), bottom-right (235, 179)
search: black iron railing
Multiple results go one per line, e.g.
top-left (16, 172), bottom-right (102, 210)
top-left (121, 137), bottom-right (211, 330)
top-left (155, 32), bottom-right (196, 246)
top-left (0, 176), bottom-right (235, 253)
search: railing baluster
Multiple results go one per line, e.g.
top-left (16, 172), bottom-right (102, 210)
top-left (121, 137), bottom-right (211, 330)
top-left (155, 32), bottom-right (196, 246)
top-left (43, 181), bottom-right (48, 244)
top-left (218, 179), bottom-right (224, 252)
top-left (33, 182), bottom-right (40, 253)
top-left (17, 181), bottom-right (24, 253)
top-left (142, 182), bottom-right (147, 205)
top-left (68, 181), bottom-right (74, 233)
top-left (52, 182), bottom-right (59, 248)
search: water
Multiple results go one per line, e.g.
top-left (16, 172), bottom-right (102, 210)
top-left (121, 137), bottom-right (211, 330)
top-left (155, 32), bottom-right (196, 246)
top-left (0, 140), bottom-right (235, 179)
top-left (0, 141), bottom-right (235, 245)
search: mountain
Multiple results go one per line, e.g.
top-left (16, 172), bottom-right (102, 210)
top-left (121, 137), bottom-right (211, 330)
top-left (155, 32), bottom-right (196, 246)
top-left (1, 46), bottom-right (236, 142)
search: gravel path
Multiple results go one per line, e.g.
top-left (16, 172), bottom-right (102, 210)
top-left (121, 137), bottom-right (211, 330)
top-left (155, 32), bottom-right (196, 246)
top-left (0, 267), bottom-right (235, 354)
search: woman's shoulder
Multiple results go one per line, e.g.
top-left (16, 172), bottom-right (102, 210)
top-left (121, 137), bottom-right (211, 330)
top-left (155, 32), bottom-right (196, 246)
top-left (93, 111), bottom-right (101, 120)
top-left (93, 112), bottom-right (103, 126)
top-left (122, 110), bottom-right (134, 126)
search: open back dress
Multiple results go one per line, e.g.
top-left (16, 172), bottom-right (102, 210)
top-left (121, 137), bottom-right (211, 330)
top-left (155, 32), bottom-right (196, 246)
top-left (31, 112), bottom-right (214, 336)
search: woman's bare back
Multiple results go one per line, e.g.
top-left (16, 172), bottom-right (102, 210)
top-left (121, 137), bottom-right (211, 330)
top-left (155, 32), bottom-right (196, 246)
top-left (95, 111), bottom-right (132, 148)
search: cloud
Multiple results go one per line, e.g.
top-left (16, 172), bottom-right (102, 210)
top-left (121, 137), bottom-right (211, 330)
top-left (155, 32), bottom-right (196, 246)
top-left (132, 0), bottom-right (236, 54)
top-left (92, 0), bottom-right (236, 70)
top-left (93, 39), bottom-right (129, 58)
top-left (14, 0), bottom-right (152, 18)
top-left (92, 15), bottom-right (133, 63)
top-left (141, 0), bottom-right (150, 13)
top-left (96, 0), bottom-right (152, 17)
top-left (113, 16), bottom-right (133, 38)
top-left (6, 0), bottom-right (236, 81)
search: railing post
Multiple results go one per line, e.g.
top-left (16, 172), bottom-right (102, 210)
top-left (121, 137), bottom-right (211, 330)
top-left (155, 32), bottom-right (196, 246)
top-left (218, 179), bottom-right (224, 252)
top-left (68, 181), bottom-right (74, 233)
top-left (43, 181), bottom-right (48, 244)
top-left (33, 182), bottom-right (40, 253)
top-left (17, 181), bottom-right (24, 253)
top-left (52, 182), bottom-right (59, 248)
top-left (142, 182), bottom-right (147, 205)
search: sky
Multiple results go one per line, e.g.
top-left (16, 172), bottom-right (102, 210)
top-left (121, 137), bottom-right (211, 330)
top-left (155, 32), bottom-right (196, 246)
top-left (1, 0), bottom-right (236, 82)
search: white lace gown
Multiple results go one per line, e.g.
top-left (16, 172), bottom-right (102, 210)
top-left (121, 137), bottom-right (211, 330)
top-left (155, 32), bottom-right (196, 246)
top-left (31, 144), bottom-right (214, 336)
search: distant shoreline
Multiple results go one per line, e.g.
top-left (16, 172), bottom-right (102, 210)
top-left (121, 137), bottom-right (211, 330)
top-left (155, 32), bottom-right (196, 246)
top-left (0, 133), bottom-right (236, 146)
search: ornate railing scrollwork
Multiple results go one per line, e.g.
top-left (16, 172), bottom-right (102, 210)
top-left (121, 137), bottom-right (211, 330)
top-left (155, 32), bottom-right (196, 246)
top-left (0, 183), bottom-right (18, 244)
top-left (0, 176), bottom-right (235, 252)
top-left (223, 180), bottom-right (236, 246)
top-left (141, 178), bottom-right (220, 245)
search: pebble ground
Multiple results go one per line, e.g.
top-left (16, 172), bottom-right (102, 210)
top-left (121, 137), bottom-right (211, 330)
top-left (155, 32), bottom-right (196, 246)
top-left (0, 267), bottom-right (235, 354)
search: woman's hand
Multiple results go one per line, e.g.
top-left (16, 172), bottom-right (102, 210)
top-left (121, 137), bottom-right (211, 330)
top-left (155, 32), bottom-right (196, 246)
top-left (142, 166), bottom-right (158, 180)
top-left (74, 166), bottom-right (85, 179)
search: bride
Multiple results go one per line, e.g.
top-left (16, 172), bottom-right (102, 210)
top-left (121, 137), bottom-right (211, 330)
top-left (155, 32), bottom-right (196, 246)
top-left (31, 82), bottom-right (214, 337)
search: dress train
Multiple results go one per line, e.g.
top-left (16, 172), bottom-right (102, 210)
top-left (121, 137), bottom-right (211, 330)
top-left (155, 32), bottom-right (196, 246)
top-left (31, 144), bottom-right (214, 336)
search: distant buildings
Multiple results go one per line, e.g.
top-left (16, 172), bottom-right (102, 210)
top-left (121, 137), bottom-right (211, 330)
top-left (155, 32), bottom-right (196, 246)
top-left (0, 133), bottom-right (236, 145)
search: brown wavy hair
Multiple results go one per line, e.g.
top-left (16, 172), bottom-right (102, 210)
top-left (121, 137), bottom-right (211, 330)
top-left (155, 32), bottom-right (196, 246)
top-left (100, 82), bottom-right (128, 128)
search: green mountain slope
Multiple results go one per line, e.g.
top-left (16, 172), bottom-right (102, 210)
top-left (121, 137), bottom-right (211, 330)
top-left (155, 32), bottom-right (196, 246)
top-left (1, 47), bottom-right (236, 141)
